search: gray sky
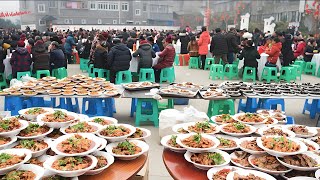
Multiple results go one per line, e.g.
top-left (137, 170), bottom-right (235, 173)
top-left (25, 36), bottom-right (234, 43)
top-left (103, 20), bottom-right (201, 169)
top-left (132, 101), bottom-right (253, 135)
top-left (0, 0), bottom-right (20, 21)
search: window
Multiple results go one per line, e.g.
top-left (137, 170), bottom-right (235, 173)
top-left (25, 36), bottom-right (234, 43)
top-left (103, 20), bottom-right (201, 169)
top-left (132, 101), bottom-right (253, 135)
top-left (38, 4), bottom-right (45, 13)
top-left (89, 1), bottom-right (96, 10)
top-left (109, 2), bottom-right (119, 10)
top-left (121, 2), bottom-right (129, 11)
top-left (98, 19), bottom-right (102, 24)
top-left (81, 2), bottom-right (87, 9)
top-left (143, 4), bottom-right (147, 11)
top-left (39, 20), bottom-right (46, 26)
top-left (64, 19), bottom-right (73, 24)
top-left (113, 20), bottom-right (117, 24)
top-left (135, 9), bottom-right (141, 16)
top-left (97, 1), bottom-right (119, 11)
top-left (135, 21), bottom-right (141, 25)
top-left (49, 1), bottom-right (56, 8)
top-left (21, 0), bottom-right (27, 9)
top-left (61, 1), bottom-right (66, 8)
top-left (81, 19), bottom-right (86, 24)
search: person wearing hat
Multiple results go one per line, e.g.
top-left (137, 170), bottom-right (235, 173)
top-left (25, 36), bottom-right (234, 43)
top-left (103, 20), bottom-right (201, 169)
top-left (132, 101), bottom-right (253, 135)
top-left (10, 41), bottom-right (32, 78)
top-left (64, 31), bottom-right (76, 64)
top-left (49, 41), bottom-right (67, 71)
top-left (31, 40), bottom-right (50, 74)
top-left (132, 38), bottom-right (156, 72)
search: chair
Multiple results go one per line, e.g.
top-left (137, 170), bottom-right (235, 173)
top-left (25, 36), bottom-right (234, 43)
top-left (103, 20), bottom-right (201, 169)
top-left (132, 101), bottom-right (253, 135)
top-left (294, 60), bottom-right (305, 72)
top-left (174, 54), bottom-right (180, 66)
top-left (158, 99), bottom-right (174, 112)
top-left (286, 116), bottom-right (295, 125)
top-left (52, 67), bottom-right (68, 79)
top-left (160, 66), bottom-right (175, 83)
top-left (237, 98), bottom-right (258, 113)
top-left (35, 70), bottom-right (51, 79)
top-left (188, 57), bottom-right (199, 69)
top-left (209, 64), bottom-right (224, 80)
top-left (317, 66), bottom-right (320, 77)
top-left (88, 64), bottom-right (94, 78)
top-left (0, 73), bottom-right (8, 90)
top-left (242, 67), bottom-right (256, 82)
top-left (304, 62), bottom-right (316, 75)
top-left (224, 64), bottom-right (238, 80)
top-left (5, 96), bottom-right (32, 116)
top-left (207, 99), bottom-right (235, 117)
top-left (93, 68), bottom-right (110, 81)
top-left (80, 58), bottom-right (90, 72)
top-left (279, 67), bottom-right (293, 83)
top-left (139, 68), bottom-right (155, 82)
top-left (302, 99), bottom-right (320, 119)
top-left (204, 58), bottom-right (215, 70)
top-left (262, 98), bottom-right (285, 111)
top-left (135, 98), bottom-right (159, 127)
top-left (17, 71), bottom-right (31, 80)
top-left (116, 70), bottom-right (132, 84)
top-left (52, 97), bottom-right (80, 113)
top-left (290, 64), bottom-right (302, 80)
top-left (261, 67), bottom-right (278, 83)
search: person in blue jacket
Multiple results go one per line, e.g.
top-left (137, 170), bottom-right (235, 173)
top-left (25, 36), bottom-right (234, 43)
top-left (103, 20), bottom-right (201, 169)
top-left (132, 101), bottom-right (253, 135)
top-left (64, 31), bottom-right (76, 64)
top-left (147, 36), bottom-right (160, 53)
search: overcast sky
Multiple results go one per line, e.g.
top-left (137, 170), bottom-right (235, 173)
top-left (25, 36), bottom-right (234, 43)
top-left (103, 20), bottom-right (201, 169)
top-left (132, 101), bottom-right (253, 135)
top-left (0, 0), bottom-right (20, 21)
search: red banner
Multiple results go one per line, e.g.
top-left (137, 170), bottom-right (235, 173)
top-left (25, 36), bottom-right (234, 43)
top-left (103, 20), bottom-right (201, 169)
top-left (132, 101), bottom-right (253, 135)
top-left (0, 11), bottom-right (31, 18)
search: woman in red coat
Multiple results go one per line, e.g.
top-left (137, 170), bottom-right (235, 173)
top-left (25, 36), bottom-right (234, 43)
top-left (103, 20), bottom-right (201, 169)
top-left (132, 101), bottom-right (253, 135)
top-left (198, 26), bottom-right (211, 69)
top-left (265, 37), bottom-right (282, 66)
top-left (293, 38), bottom-right (306, 59)
top-left (153, 35), bottom-right (175, 82)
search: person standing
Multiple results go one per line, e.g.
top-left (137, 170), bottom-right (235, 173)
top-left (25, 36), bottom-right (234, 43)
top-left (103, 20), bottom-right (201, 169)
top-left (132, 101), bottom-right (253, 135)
top-left (198, 26), bottom-right (211, 69)
top-left (64, 31), bottom-right (76, 64)
top-left (281, 34), bottom-right (295, 66)
top-left (187, 36), bottom-right (199, 58)
top-left (226, 28), bottom-right (239, 64)
top-left (179, 30), bottom-right (190, 54)
top-left (210, 28), bottom-right (228, 64)
top-left (10, 41), bottom-right (32, 78)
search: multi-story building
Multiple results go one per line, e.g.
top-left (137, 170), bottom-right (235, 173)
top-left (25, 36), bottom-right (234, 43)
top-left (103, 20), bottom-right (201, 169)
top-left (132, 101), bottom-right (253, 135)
top-left (19, 0), bottom-right (175, 31)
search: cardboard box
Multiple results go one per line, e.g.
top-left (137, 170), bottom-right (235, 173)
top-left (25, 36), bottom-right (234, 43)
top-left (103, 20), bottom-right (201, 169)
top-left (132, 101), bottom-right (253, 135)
top-left (130, 158), bottom-right (149, 180)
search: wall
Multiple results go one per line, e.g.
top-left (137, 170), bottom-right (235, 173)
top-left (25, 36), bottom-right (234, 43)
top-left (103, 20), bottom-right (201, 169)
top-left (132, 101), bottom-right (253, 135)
top-left (52, 24), bottom-right (180, 31)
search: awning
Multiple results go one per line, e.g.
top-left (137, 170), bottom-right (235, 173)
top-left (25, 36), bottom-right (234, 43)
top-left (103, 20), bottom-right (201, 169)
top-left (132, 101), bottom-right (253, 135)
top-left (41, 15), bottom-right (57, 21)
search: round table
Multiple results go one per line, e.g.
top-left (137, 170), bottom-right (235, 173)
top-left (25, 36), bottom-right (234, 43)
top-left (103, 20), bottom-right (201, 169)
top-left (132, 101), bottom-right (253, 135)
top-left (79, 153), bottom-right (148, 180)
top-left (162, 149), bottom-right (207, 180)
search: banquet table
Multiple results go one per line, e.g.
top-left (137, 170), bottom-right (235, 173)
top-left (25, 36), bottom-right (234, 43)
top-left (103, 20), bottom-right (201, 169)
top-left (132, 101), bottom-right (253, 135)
top-left (311, 53), bottom-right (320, 75)
top-left (79, 153), bottom-right (148, 180)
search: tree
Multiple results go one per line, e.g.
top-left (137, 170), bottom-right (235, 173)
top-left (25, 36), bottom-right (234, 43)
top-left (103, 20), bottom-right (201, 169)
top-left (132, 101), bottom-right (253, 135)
top-left (0, 19), bottom-right (19, 29)
top-left (305, 0), bottom-right (320, 33)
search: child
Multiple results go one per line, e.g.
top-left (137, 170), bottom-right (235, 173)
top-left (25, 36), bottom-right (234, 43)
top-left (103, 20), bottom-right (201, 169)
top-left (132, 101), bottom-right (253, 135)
top-left (238, 40), bottom-right (260, 78)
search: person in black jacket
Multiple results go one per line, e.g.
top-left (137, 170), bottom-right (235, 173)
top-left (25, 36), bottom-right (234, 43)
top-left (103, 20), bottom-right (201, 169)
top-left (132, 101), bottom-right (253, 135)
top-left (49, 41), bottom-right (67, 71)
top-left (132, 41), bottom-right (156, 72)
top-left (93, 41), bottom-right (108, 69)
top-left (179, 30), bottom-right (190, 54)
top-left (210, 28), bottom-right (228, 64)
top-left (238, 40), bottom-right (260, 78)
top-left (107, 38), bottom-right (132, 83)
top-left (281, 33), bottom-right (295, 66)
top-left (156, 34), bottom-right (165, 51)
top-left (226, 28), bottom-right (239, 64)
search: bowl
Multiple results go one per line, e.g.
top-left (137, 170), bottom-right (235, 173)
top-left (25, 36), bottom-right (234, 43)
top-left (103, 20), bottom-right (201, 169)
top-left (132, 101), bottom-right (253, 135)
top-left (43, 155), bottom-right (97, 177)
top-left (184, 150), bottom-right (230, 170)
top-left (172, 123), bottom-right (190, 134)
top-left (16, 122), bottom-right (54, 139)
top-left (233, 113), bottom-right (267, 125)
top-left (106, 140), bottom-right (149, 160)
top-left (97, 124), bottom-right (136, 142)
top-left (229, 151), bottom-right (254, 170)
top-left (210, 114), bottom-right (236, 125)
top-left (96, 137), bottom-right (108, 151)
top-left (51, 133), bottom-right (100, 156)
top-left (84, 151), bottom-right (114, 175)
top-left (277, 151), bottom-right (320, 171)
top-left (207, 166), bottom-right (243, 180)
top-left (182, 121), bottom-right (220, 135)
top-left (126, 127), bottom-right (151, 140)
top-left (0, 148), bottom-right (32, 175)
top-left (239, 137), bottom-right (265, 155)
top-left (220, 123), bottom-right (256, 137)
top-left (176, 133), bottom-right (220, 153)
top-left (288, 177), bottom-right (317, 180)
top-left (160, 134), bottom-right (186, 153)
top-left (87, 116), bottom-right (118, 125)
top-left (0, 136), bottom-right (17, 150)
top-left (37, 111), bottom-right (78, 129)
top-left (226, 169), bottom-right (276, 180)
top-left (215, 134), bottom-right (239, 151)
top-left (297, 138), bottom-right (320, 151)
top-left (257, 126), bottom-right (296, 138)
top-left (0, 119), bottom-right (29, 137)
top-left (60, 122), bottom-right (103, 135)
top-left (9, 138), bottom-right (52, 157)
top-left (14, 164), bottom-right (45, 180)
top-left (248, 154), bottom-right (292, 175)
top-left (285, 125), bottom-right (318, 138)
top-left (18, 108), bottom-right (54, 121)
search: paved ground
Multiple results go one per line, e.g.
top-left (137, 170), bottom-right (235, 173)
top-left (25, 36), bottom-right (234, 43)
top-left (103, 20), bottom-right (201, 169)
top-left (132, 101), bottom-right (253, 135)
top-left (1, 64), bottom-right (319, 180)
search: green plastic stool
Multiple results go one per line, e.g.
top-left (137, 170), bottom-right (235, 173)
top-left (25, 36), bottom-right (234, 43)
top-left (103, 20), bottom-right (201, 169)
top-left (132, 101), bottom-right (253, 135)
top-left (188, 57), bottom-right (199, 69)
top-left (207, 99), bottom-right (235, 117)
top-left (17, 71), bottom-right (31, 80)
top-left (261, 67), bottom-right (278, 83)
top-left (290, 65), bottom-right (302, 80)
top-left (243, 67), bottom-right (256, 82)
top-left (139, 68), bottom-right (155, 82)
top-left (209, 64), bottom-right (224, 80)
top-left (224, 64), bottom-right (238, 80)
top-left (136, 98), bottom-right (159, 127)
top-left (294, 60), bottom-right (305, 72)
top-left (204, 58), bottom-right (215, 70)
top-left (317, 67), bottom-right (320, 77)
top-left (158, 99), bottom-right (174, 112)
top-left (160, 67), bottom-right (175, 83)
top-left (80, 58), bottom-right (90, 72)
top-left (0, 73), bottom-right (8, 90)
top-left (174, 54), bottom-right (180, 66)
top-left (52, 67), bottom-right (68, 79)
top-left (304, 62), bottom-right (316, 75)
top-left (35, 70), bottom-right (50, 79)
top-left (88, 64), bottom-right (94, 78)
top-left (279, 67), bottom-right (293, 82)
top-left (116, 70), bottom-right (132, 84)
top-left (93, 68), bottom-right (110, 81)
top-left (233, 58), bottom-right (240, 66)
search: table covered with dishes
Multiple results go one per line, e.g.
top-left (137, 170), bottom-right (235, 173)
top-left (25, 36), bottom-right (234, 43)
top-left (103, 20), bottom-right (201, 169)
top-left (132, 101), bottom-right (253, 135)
top-left (0, 107), bottom-right (151, 180)
top-left (161, 110), bottom-right (320, 180)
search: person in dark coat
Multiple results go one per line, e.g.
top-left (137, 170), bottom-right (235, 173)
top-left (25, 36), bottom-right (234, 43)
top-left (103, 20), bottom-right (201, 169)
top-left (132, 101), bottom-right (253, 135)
top-left (179, 30), bottom-right (190, 54)
top-left (147, 36), bottom-right (160, 53)
top-left (10, 34), bottom-right (19, 51)
top-left (64, 32), bottom-right (76, 64)
top-left (238, 40), bottom-right (260, 78)
top-left (10, 41), bottom-right (32, 78)
top-left (127, 37), bottom-right (136, 50)
top-left (226, 28), bottom-right (239, 64)
top-left (93, 41), bottom-right (108, 69)
top-left (304, 39), bottom-right (318, 62)
top-left (49, 41), bottom-right (67, 71)
top-left (210, 28), bottom-right (228, 64)
top-left (31, 40), bottom-right (50, 74)
top-left (107, 38), bottom-right (132, 83)
top-left (281, 34), bottom-right (295, 66)
top-left (156, 34), bottom-right (165, 51)
top-left (121, 29), bottom-right (129, 42)
top-left (132, 41), bottom-right (156, 72)
top-left (0, 40), bottom-right (5, 73)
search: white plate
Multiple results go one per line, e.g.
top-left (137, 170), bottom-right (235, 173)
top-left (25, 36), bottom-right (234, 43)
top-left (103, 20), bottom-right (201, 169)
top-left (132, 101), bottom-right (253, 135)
top-left (286, 125), bottom-right (318, 138)
top-left (233, 113), bottom-right (267, 125)
top-left (97, 124), bottom-right (136, 142)
top-left (239, 137), bottom-right (265, 155)
top-left (277, 151), bottom-right (320, 171)
top-left (0, 119), bottom-right (28, 137)
top-left (9, 138), bottom-right (52, 157)
top-left (288, 177), bottom-right (317, 180)
top-left (15, 164), bottom-right (44, 180)
top-left (37, 111), bottom-right (78, 129)
top-left (87, 116), bottom-right (118, 125)
top-left (220, 123), bottom-right (256, 137)
top-left (256, 136), bottom-right (308, 157)
top-left (210, 114), bottom-right (236, 125)
top-left (172, 123), bottom-right (190, 134)
top-left (16, 122), bottom-right (54, 139)
top-left (215, 134), bottom-right (239, 151)
top-left (51, 133), bottom-right (100, 156)
top-left (296, 138), bottom-right (320, 151)
top-left (84, 151), bottom-right (114, 175)
top-left (226, 169), bottom-right (276, 180)
top-left (160, 134), bottom-right (186, 153)
top-left (60, 122), bottom-right (103, 135)
top-left (248, 154), bottom-right (292, 175)
top-left (257, 126), bottom-right (296, 138)
top-left (0, 148), bottom-right (32, 175)
top-left (105, 140), bottom-right (149, 160)
top-left (126, 127), bottom-right (151, 140)
top-left (18, 108), bottom-right (54, 121)
top-left (316, 169), bottom-right (320, 180)
top-left (207, 166), bottom-right (243, 180)
top-left (184, 149), bottom-right (230, 170)
top-left (182, 121), bottom-right (220, 135)
top-left (176, 133), bottom-right (220, 153)
top-left (43, 155), bottom-right (97, 177)
top-left (230, 151), bottom-right (254, 169)
top-left (96, 137), bottom-right (108, 151)
top-left (0, 136), bottom-right (17, 150)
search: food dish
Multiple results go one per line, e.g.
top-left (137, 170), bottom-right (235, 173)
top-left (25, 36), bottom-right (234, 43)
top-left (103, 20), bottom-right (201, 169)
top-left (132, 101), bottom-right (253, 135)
top-left (97, 124), bottom-right (135, 142)
top-left (106, 140), bottom-right (149, 160)
top-left (207, 166), bottom-right (243, 180)
top-left (18, 107), bottom-right (54, 121)
top-left (0, 117), bottom-right (28, 137)
top-left (184, 150), bottom-right (230, 170)
top-left (172, 123), bottom-right (189, 134)
top-left (257, 126), bottom-right (296, 137)
top-left (286, 125), bottom-right (317, 138)
top-left (127, 127), bottom-right (151, 140)
top-left (226, 170), bottom-right (276, 180)
top-left (161, 134), bottom-right (186, 153)
top-left (216, 135), bottom-right (239, 151)
top-left (88, 116), bottom-right (118, 125)
top-left (84, 151), bottom-right (115, 175)
top-left (220, 122), bottom-right (256, 137)
top-left (0, 136), bottom-right (17, 150)
top-left (230, 151), bottom-right (254, 169)
top-left (184, 121), bottom-right (220, 134)
top-left (234, 113), bottom-right (266, 125)
top-left (6, 164), bottom-right (45, 180)
top-left (211, 114), bottom-right (236, 125)
top-left (277, 151), bottom-right (320, 171)
top-left (17, 122), bottom-right (53, 139)
top-left (248, 154), bottom-right (291, 175)
top-left (176, 133), bottom-right (219, 153)
top-left (0, 149), bottom-right (32, 175)
top-left (61, 122), bottom-right (102, 134)
top-left (11, 138), bottom-right (51, 157)
top-left (37, 111), bottom-right (78, 129)
top-left (239, 137), bottom-right (264, 155)
top-left (297, 138), bottom-right (320, 151)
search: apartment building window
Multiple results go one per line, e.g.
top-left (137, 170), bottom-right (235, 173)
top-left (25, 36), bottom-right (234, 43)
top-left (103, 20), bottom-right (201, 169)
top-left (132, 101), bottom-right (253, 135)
top-left (38, 4), bottom-right (45, 13)
top-left (113, 20), bottom-right (117, 24)
top-left (135, 21), bottom-right (141, 25)
top-left (97, 2), bottom-right (119, 11)
top-left (61, 1), bottom-right (66, 8)
top-left (81, 19), bottom-right (86, 24)
top-left (135, 9), bottom-right (141, 16)
top-left (121, 2), bottom-right (129, 11)
top-left (98, 19), bottom-right (102, 24)
top-left (143, 4), bottom-right (147, 11)
top-left (39, 20), bottom-right (46, 26)
top-left (64, 19), bottom-right (73, 24)
top-left (81, 2), bottom-right (87, 9)
top-left (49, 1), bottom-right (56, 8)
top-left (109, 2), bottom-right (119, 10)
top-left (89, 1), bottom-right (96, 10)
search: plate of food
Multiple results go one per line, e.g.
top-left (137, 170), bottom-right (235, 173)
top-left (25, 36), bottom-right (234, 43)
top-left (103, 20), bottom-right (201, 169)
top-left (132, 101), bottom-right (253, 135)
top-left (211, 114), bottom-right (236, 125)
top-left (46, 129), bottom-right (64, 140)
top-left (0, 117), bottom-right (28, 137)
top-left (220, 122), bottom-right (256, 137)
top-left (283, 170), bottom-right (315, 180)
top-left (88, 91), bottom-right (103, 97)
top-left (172, 123), bottom-right (189, 134)
top-left (0, 136), bottom-right (17, 150)
top-left (37, 110), bottom-right (78, 129)
top-left (17, 122), bottom-right (54, 139)
top-left (88, 116), bottom-right (118, 125)
top-left (3, 164), bottom-right (44, 180)
top-left (11, 138), bottom-right (52, 158)
top-left (286, 125), bottom-right (317, 138)
top-left (215, 135), bottom-right (239, 151)
top-left (226, 169), bottom-right (276, 180)
top-left (257, 126), bottom-right (296, 137)
top-left (234, 113), bottom-right (267, 125)
top-left (43, 155), bottom-right (97, 177)
top-left (248, 154), bottom-right (291, 175)
top-left (183, 121), bottom-right (220, 135)
top-left (184, 150), bottom-right (230, 170)
top-left (271, 112), bottom-right (286, 122)
top-left (160, 134), bottom-right (186, 153)
top-left (84, 151), bottom-right (114, 175)
top-left (239, 137), bottom-right (265, 155)
top-left (308, 136), bottom-right (320, 146)
top-left (97, 124), bottom-right (136, 142)
top-left (207, 166), bottom-right (243, 180)
top-left (296, 138), bottom-right (320, 151)
top-left (127, 127), bottom-right (151, 140)
top-left (230, 151), bottom-right (254, 169)
top-left (0, 148), bottom-right (32, 175)
top-left (104, 90), bottom-right (120, 97)
top-left (19, 108), bottom-right (54, 121)
top-left (60, 122), bottom-right (103, 134)
top-left (256, 136), bottom-right (308, 157)
top-left (176, 133), bottom-right (219, 153)
top-left (277, 151), bottom-right (320, 171)
top-left (42, 76), bottom-right (56, 81)
top-left (25, 154), bottom-right (49, 167)
top-left (106, 140), bottom-right (149, 160)
top-left (51, 133), bottom-right (100, 156)
top-left (23, 91), bottom-right (38, 96)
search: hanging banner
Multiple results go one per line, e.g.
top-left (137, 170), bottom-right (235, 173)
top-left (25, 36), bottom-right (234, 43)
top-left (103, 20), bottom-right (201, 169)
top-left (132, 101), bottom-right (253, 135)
top-left (0, 11), bottom-right (31, 18)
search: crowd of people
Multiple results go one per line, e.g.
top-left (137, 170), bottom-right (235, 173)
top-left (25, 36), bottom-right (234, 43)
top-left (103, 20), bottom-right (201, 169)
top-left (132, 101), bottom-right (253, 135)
top-left (0, 26), bottom-right (319, 81)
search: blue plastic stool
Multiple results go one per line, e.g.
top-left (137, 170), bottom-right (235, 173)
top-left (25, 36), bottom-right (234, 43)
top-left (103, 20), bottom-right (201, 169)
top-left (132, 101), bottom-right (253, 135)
top-left (130, 98), bottom-right (138, 117)
top-left (237, 98), bottom-right (258, 113)
top-left (52, 98), bottom-right (80, 113)
top-left (82, 98), bottom-right (105, 116)
top-left (302, 99), bottom-right (320, 119)
top-left (103, 98), bottom-right (115, 117)
top-left (4, 97), bottom-right (32, 115)
top-left (262, 98), bottom-right (285, 111)
top-left (30, 97), bottom-right (52, 107)
top-left (286, 116), bottom-right (295, 125)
